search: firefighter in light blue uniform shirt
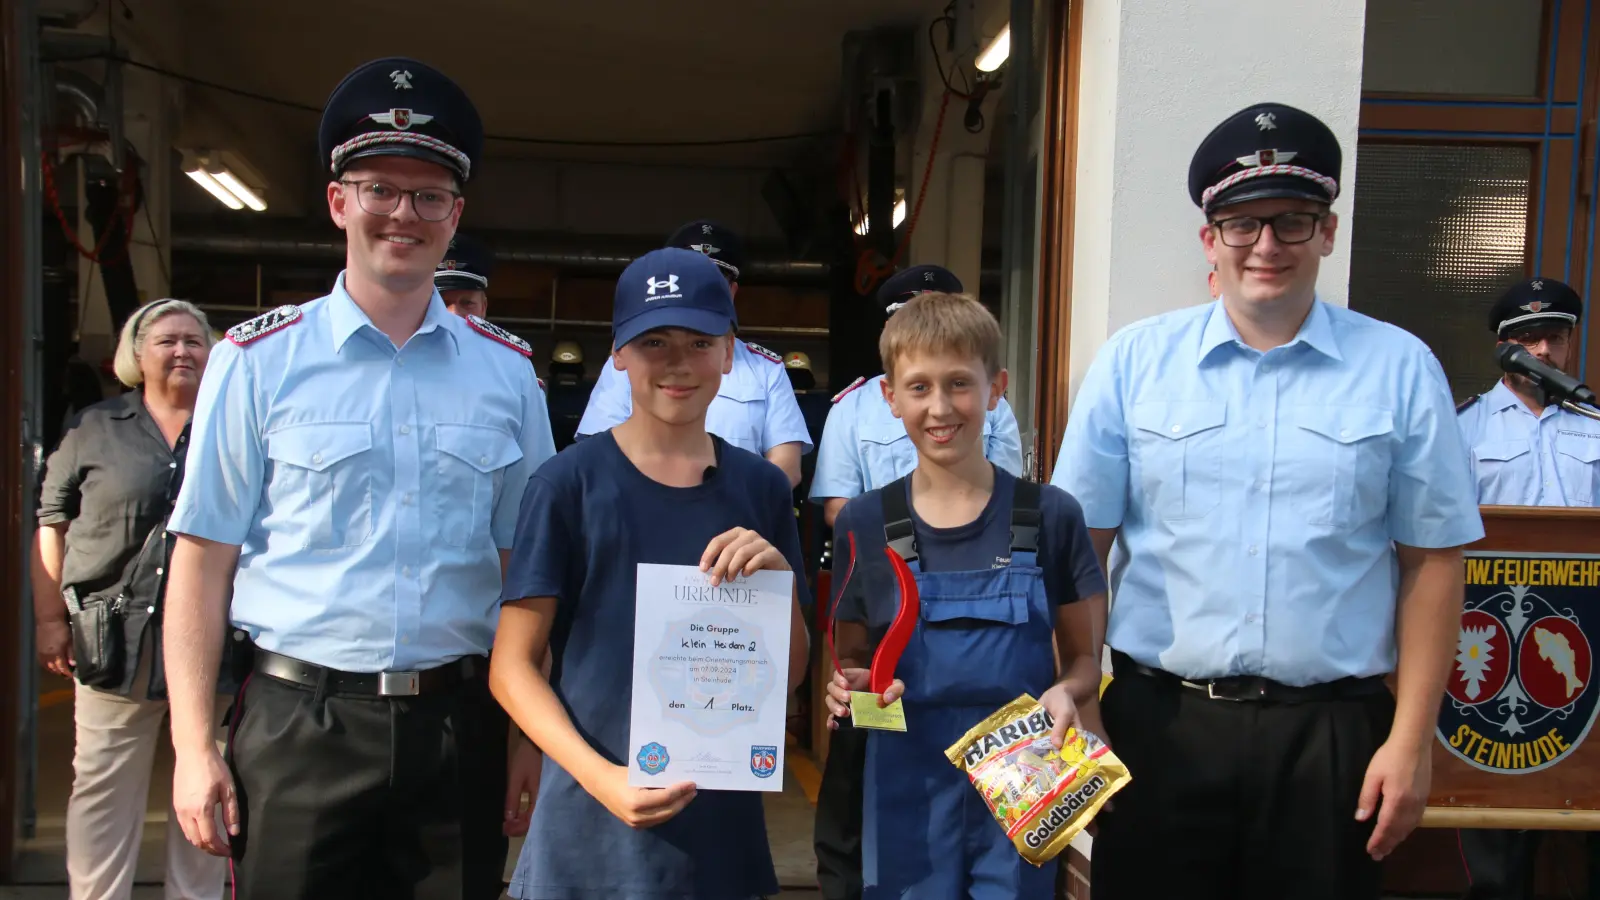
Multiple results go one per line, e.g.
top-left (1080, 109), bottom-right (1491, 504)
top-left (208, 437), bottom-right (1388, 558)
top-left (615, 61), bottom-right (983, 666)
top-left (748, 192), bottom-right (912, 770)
top-left (576, 219), bottom-right (812, 486)
top-left (1456, 276), bottom-right (1600, 508)
top-left (163, 56), bottom-right (559, 897)
top-left (1455, 275), bottom-right (1600, 900)
top-left (809, 265), bottom-right (1024, 527)
top-left (1051, 102), bottom-right (1484, 900)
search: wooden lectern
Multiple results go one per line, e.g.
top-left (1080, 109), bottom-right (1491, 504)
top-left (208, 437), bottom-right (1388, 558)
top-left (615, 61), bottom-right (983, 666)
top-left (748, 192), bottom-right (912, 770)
top-left (1062, 506), bottom-right (1599, 898)
top-left (1384, 505), bottom-right (1599, 895)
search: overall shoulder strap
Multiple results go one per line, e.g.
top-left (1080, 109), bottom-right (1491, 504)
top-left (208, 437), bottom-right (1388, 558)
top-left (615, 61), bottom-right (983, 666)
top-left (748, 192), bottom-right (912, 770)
top-left (1010, 477), bottom-right (1042, 554)
top-left (880, 476), bottom-right (918, 562)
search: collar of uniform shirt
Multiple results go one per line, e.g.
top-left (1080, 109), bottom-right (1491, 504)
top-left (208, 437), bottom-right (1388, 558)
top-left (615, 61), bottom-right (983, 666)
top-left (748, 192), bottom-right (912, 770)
top-left (328, 271), bottom-right (461, 355)
top-left (1195, 295), bottom-right (1342, 366)
top-left (1486, 377), bottom-right (1554, 417)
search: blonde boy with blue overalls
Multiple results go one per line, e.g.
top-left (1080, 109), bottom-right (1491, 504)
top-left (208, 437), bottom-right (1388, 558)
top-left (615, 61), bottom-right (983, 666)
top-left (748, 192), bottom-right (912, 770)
top-left (824, 292), bottom-right (1108, 899)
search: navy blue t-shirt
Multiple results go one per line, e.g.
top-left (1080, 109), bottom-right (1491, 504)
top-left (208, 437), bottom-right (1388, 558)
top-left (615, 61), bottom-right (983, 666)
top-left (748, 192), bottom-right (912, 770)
top-left (502, 431), bottom-right (805, 900)
top-left (831, 469), bottom-right (1106, 643)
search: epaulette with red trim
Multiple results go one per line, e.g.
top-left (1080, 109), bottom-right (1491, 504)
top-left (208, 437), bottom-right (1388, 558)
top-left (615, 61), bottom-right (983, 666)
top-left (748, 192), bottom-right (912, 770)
top-left (226, 305), bottom-right (302, 346)
top-left (832, 376), bottom-right (868, 404)
top-left (745, 341), bottom-right (782, 364)
top-left (1456, 394), bottom-right (1480, 414)
top-left (466, 315), bottom-right (531, 357)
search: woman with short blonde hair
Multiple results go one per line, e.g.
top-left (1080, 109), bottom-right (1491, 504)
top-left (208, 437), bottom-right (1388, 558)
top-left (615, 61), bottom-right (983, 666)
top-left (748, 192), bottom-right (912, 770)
top-left (32, 297), bottom-right (228, 900)
top-left (110, 299), bottom-right (215, 388)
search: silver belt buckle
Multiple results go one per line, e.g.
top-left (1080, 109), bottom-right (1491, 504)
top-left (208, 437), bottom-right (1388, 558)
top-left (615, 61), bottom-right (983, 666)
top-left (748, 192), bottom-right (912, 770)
top-left (1181, 679), bottom-right (1237, 701)
top-left (378, 670), bottom-right (421, 696)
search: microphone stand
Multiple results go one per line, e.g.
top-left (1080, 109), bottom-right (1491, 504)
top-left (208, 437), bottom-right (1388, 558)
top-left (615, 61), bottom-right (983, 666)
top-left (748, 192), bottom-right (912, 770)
top-left (1560, 400), bottom-right (1600, 422)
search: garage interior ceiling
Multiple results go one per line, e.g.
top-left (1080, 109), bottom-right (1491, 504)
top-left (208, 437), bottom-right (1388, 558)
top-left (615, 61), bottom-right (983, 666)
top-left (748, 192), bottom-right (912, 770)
top-left (162, 0), bottom-right (950, 170)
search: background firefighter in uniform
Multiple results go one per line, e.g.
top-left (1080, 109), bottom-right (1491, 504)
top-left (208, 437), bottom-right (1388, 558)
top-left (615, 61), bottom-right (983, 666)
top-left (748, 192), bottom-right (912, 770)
top-left (433, 230), bottom-right (549, 897)
top-left (1455, 275), bottom-right (1600, 900)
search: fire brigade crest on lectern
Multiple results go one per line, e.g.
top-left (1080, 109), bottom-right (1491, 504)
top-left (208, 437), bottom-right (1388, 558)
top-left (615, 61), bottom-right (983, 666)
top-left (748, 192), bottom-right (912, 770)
top-left (1438, 552), bottom-right (1599, 774)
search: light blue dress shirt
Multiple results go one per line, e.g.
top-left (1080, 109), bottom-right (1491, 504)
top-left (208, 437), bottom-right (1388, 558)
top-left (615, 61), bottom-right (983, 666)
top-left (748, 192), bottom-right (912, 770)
top-left (575, 340), bottom-right (813, 455)
top-left (808, 374), bottom-right (1025, 501)
top-left (1052, 299), bottom-right (1484, 686)
top-left (1458, 379), bottom-right (1600, 507)
top-left (169, 274), bottom-right (558, 672)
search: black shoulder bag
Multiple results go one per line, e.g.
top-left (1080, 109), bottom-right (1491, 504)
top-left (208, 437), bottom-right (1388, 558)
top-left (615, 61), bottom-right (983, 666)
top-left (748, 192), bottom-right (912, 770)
top-left (63, 421), bottom-right (188, 689)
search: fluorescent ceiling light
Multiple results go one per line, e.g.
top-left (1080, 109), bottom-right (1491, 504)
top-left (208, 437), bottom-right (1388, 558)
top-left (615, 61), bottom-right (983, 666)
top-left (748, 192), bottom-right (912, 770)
top-left (186, 168), bottom-right (243, 210)
top-left (212, 170), bottom-right (267, 212)
top-left (976, 24), bottom-right (1011, 72)
top-left (853, 198), bottom-right (908, 236)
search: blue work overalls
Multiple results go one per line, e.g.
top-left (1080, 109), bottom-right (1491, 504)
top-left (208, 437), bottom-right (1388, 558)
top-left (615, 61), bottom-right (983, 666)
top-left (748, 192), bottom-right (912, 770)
top-left (862, 477), bottom-right (1058, 899)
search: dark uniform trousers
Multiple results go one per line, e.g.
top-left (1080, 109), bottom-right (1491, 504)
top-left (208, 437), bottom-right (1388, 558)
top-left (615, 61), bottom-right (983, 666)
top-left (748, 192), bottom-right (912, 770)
top-left (1090, 658), bottom-right (1395, 900)
top-left (813, 725), bottom-right (868, 900)
top-left (225, 660), bottom-right (506, 900)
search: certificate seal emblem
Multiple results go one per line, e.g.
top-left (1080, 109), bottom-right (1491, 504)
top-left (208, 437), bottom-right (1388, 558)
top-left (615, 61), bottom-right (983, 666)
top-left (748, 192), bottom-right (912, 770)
top-left (636, 742), bottom-right (670, 776)
top-left (750, 745), bottom-right (778, 779)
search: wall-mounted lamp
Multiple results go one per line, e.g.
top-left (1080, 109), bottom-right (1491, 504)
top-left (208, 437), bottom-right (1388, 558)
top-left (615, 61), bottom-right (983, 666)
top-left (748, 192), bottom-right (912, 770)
top-left (975, 24), bottom-right (1011, 72)
top-left (184, 153), bottom-right (267, 212)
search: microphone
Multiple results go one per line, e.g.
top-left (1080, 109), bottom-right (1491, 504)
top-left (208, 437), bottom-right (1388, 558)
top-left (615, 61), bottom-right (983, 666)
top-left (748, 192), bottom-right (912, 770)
top-left (1496, 342), bottom-right (1598, 406)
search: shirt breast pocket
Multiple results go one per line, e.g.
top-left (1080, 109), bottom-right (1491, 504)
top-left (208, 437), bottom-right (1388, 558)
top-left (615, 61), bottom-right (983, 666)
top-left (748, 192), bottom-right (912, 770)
top-left (264, 423), bottom-right (374, 550)
top-left (859, 416), bottom-right (917, 490)
top-left (1129, 401), bottom-right (1227, 521)
top-left (435, 424), bottom-right (524, 549)
top-left (1473, 440), bottom-right (1534, 503)
top-left (1290, 406), bottom-right (1395, 528)
top-left (713, 379), bottom-right (767, 454)
top-left (1556, 432), bottom-right (1600, 504)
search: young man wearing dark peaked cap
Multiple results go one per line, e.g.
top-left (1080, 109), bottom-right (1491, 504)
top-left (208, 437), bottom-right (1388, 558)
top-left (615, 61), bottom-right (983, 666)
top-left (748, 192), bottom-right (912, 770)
top-left (163, 57), bottom-right (556, 898)
top-left (1053, 102), bottom-right (1483, 899)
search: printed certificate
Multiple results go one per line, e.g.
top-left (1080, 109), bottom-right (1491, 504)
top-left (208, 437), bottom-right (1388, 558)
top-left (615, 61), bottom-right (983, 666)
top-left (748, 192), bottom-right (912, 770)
top-left (628, 563), bottom-right (793, 791)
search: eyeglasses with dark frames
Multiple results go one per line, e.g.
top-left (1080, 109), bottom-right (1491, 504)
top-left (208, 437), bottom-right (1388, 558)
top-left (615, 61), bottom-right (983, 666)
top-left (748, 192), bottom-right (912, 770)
top-left (339, 179), bottom-right (461, 222)
top-left (1209, 211), bottom-right (1327, 248)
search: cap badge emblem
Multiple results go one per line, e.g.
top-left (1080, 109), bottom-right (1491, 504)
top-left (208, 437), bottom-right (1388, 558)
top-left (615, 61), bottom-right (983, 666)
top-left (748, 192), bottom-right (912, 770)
top-left (371, 109), bottom-right (431, 131)
top-left (688, 242), bottom-right (720, 256)
top-left (1523, 301), bottom-right (1547, 313)
top-left (1255, 112), bottom-right (1278, 131)
top-left (390, 70), bottom-right (414, 90)
top-left (1235, 149), bottom-right (1296, 168)
top-left (1532, 279), bottom-right (1545, 291)
top-left (701, 224), bottom-right (714, 234)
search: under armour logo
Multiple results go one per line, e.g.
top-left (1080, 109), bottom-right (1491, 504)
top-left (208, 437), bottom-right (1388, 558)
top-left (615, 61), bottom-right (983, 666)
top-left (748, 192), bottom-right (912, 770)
top-left (1532, 279), bottom-right (1545, 290)
top-left (1255, 112), bottom-right (1277, 131)
top-left (646, 275), bottom-right (679, 296)
top-left (390, 70), bottom-right (414, 89)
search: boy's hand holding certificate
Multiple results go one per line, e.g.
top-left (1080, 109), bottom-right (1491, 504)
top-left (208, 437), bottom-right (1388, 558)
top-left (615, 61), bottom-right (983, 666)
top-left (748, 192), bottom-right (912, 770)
top-left (629, 563), bottom-right (794, 792)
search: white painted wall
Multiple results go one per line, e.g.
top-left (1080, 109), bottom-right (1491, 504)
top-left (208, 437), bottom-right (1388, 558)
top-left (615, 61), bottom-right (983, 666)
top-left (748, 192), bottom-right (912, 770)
top-left (1066, 0), bottom-right (1368, 400)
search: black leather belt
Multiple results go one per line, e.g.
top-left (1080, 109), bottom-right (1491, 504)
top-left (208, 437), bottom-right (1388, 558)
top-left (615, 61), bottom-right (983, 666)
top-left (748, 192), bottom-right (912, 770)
top-left (1110, 650), bottom-right (1388, 703)
top-left (253, 648), bottom-right (483, 697)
